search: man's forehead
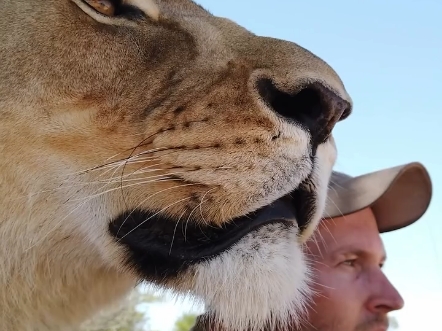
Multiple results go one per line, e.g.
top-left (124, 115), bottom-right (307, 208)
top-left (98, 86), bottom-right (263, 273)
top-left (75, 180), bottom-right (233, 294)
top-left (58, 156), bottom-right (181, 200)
top-left (308, 208), bottom-right (386, 257)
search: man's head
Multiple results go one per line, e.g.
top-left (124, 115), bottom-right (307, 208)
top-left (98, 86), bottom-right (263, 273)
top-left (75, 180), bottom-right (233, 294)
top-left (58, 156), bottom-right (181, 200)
top-left (305, 208), bottom-right (401, 330)
top-left (303, 162), bottom-right (432, 331)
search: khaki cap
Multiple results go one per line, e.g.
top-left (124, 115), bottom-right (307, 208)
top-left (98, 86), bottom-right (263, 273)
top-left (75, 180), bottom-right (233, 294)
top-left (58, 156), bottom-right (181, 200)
top-left (325, 162), bottom-right (432, 233)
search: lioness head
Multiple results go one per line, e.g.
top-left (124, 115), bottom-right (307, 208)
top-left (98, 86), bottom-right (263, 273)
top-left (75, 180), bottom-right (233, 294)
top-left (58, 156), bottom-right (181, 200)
top-left (0, 0), bottom-right (352, 330)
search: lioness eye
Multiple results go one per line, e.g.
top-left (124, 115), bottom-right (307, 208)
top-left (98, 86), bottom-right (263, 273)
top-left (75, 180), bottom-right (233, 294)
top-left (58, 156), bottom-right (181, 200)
top-left (84, 0), bottom-right (116, 16)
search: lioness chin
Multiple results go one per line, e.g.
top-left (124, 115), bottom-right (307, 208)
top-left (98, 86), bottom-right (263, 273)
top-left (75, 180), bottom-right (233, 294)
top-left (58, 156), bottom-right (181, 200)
top-left (0, 0), bottom-right (352, 330)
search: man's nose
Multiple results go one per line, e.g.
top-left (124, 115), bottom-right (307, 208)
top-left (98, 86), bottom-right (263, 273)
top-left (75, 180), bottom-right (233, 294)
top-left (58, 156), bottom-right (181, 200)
top-left (366, 271), bottom-right (405, 314)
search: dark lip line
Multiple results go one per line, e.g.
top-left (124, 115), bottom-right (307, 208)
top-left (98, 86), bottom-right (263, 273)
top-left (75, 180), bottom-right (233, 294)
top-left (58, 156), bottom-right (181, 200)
top-left (108, 197), bottom-right (300, 280)
top-left (111, 197), bottom-right (298, 259)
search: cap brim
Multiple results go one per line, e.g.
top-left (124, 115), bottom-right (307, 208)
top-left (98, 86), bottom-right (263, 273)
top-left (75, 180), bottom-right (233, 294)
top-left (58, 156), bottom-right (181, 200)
top-left (325, 162), bottom-right (432, 233)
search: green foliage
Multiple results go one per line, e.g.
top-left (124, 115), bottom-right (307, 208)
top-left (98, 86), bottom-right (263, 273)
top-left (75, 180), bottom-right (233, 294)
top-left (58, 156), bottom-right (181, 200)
top-left (77, 288), bottom-right (163, 331)
top-left (173, 313), bottom-right (198, 331)
top-left (77, 287), bottom-right (198, 331)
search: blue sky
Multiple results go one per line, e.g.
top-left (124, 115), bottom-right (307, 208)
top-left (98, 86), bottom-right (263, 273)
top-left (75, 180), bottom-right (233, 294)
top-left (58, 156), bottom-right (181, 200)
top-left (147, 1), bottom-right (442, 330)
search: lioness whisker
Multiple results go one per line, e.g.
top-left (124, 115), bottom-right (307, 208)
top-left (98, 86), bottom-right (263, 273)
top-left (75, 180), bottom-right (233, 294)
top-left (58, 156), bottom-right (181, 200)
top-left (70, 146), bottom-right (169, 176)
top-left (89, 158), bottom-right (160, 178)
top-left (11, 163), bottom-right (188, 200)
top-left (115, 182), bottom-right (199, 237)
top-left (116, 196), bottom-right (194, 242)
top-left (169, 209), bottom-right (187, 255)
top-left (119, 142), bottom-right (179, 212)
top-left (24, 177), bottom-right (187, 252)
top-left (198, 187), bottom-right (217, 225)
top-left (72, 143), bottom-right (213, 178)
top-left (70, 176), bottom-right (186, 203)
top-left (182, 200), bottom-right (202, 242)
top-left (74, 169), bottom-right (171, 185)
top-left (325, 190), bottom-right (346, 219)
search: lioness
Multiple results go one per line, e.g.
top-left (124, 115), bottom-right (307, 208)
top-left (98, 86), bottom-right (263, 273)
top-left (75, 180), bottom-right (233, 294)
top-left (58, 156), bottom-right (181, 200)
top-left (0, 0), bottom-right (352, 330)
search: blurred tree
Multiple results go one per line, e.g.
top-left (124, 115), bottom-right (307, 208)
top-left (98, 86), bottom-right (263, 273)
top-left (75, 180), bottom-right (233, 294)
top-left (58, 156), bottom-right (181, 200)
top-left (78, 287), bottom-right (162, 331)
top-left (173, 313), bottom-right (198, 331)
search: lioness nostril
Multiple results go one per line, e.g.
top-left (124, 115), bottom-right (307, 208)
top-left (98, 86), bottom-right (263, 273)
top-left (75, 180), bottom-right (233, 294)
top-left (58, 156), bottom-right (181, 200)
top-left (340, 105), bottom-right (352, 122)
top-left (256, 78), bottom-right (351, 145)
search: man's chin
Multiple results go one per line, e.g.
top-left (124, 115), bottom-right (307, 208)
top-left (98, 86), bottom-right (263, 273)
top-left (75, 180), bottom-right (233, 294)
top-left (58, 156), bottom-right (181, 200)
top-left (355, 316), bottom-right (389, 331)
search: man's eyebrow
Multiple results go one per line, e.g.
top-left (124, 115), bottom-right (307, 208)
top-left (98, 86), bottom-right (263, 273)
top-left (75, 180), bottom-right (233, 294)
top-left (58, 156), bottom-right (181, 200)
top-left (333, 247), bottom-right (387, 264)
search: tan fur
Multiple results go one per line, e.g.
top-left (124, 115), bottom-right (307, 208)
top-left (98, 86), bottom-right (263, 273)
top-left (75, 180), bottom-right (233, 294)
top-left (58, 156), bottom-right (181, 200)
top-left (0, 1), bottom-right (352, 330)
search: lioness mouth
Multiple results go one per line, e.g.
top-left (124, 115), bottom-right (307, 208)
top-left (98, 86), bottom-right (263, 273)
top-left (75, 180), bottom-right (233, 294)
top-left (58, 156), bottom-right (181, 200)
top-left (108, 180), bottom-right (315, 281)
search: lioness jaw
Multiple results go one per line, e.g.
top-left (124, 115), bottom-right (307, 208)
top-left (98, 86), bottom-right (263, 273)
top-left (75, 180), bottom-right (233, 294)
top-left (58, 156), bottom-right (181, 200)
top-left (0, 0), bottom-right (352, 330)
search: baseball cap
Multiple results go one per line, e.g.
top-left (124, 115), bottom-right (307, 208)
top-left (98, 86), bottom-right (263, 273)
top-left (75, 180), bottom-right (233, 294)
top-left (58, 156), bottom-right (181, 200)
top-left (324, 162), bottom-right (432, 233)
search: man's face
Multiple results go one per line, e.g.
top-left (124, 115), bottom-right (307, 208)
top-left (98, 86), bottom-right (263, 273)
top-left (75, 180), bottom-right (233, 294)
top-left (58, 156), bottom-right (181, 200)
top-left (303, 208), bottom-right (404, 331)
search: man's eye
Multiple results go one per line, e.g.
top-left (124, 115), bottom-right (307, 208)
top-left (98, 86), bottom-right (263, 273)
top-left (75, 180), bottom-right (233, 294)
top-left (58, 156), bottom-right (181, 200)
top-left (342, 259), bottom-right (357, 267)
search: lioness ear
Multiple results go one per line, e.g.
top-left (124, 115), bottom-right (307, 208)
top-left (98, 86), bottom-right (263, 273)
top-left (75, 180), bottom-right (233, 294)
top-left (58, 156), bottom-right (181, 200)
top-left (72, 0), bottom-right (159, 23)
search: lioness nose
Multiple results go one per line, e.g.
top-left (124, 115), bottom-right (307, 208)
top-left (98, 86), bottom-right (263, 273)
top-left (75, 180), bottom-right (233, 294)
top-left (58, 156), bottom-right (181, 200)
top-left (257, 78), bottom-right (351, 146)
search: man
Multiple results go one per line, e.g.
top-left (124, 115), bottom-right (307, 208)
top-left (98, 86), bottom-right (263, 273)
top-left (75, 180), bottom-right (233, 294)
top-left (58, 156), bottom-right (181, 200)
top-left (192, 162), bottom-right (432, 331)
top-left (302, 161), bottom-right (432, 331)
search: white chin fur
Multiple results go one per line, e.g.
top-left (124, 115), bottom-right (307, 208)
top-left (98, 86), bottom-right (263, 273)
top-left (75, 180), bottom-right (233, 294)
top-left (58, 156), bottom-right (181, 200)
top-left (189, 223), bottom-right (310, 331)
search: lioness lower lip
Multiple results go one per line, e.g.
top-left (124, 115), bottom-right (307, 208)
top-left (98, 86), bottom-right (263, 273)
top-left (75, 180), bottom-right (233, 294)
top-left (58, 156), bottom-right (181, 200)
top-left (249, 198), bottom-right (297, 226)
top-left (108, 197), bottom-right (298, 280)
